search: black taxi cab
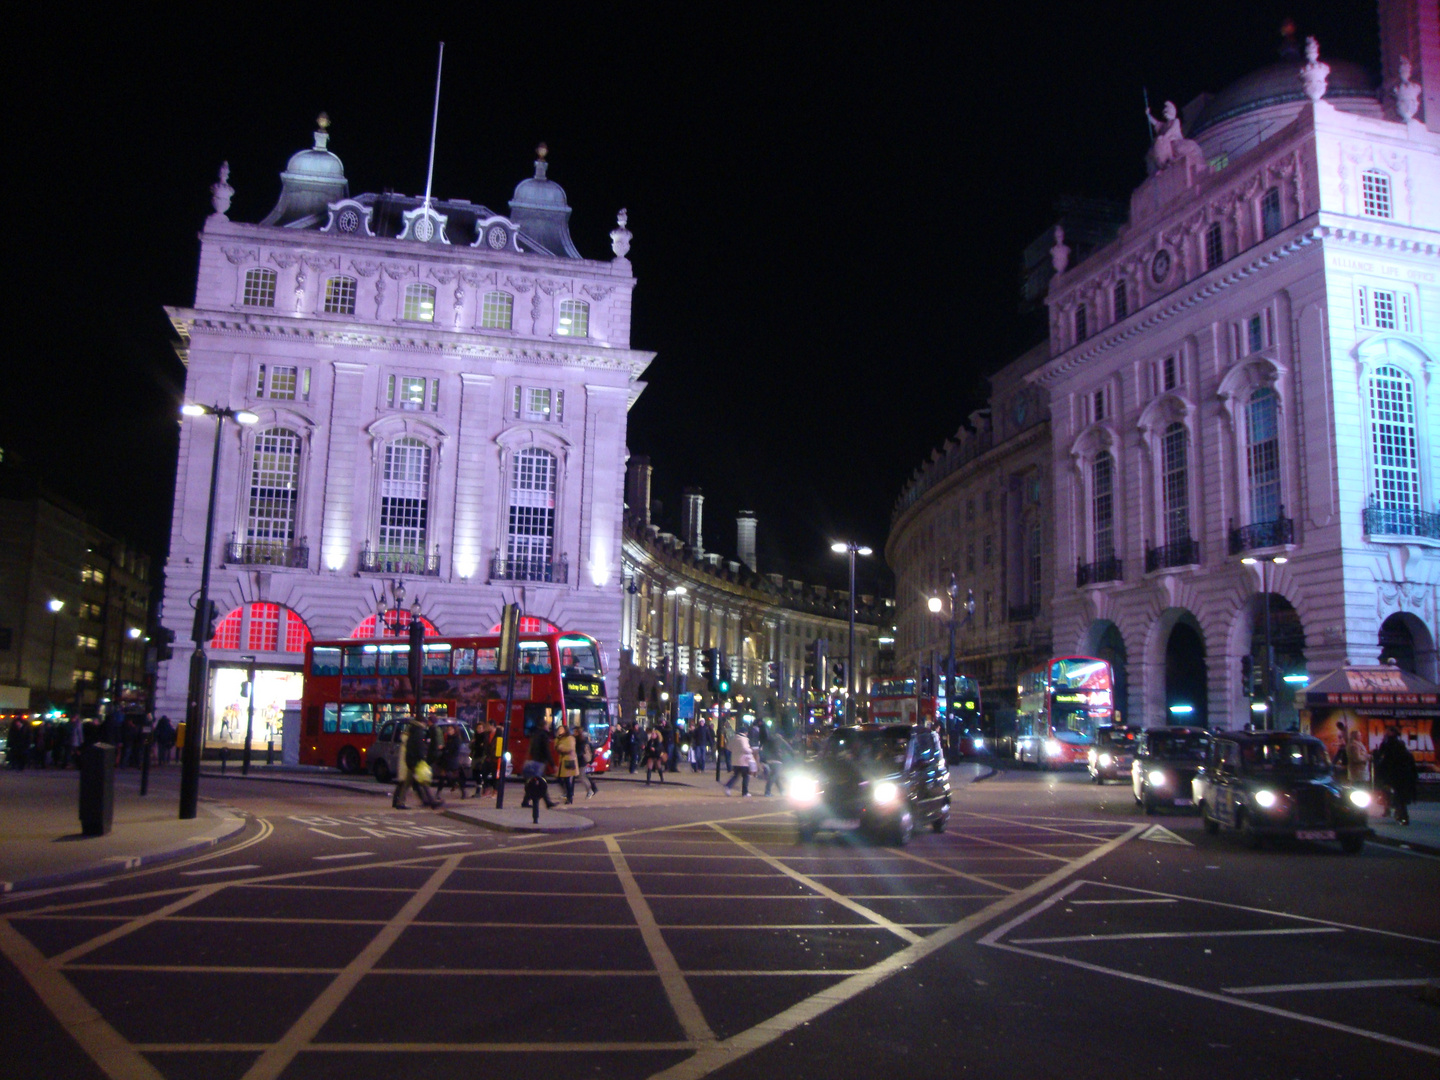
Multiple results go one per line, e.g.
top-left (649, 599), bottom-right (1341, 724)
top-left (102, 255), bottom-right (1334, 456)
top-left (1088, 725), bottom-right (1137, 784)
top-left (1132, 726), bottom-right (1209, 812)
top-left (1192, 731), bottom-right (1371, 852)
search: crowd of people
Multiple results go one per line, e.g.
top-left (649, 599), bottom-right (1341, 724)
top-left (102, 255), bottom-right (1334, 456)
top-left (4, 712), bottom-right (178, 771)
top-left (1336, 724), bottom-right (1420, 826)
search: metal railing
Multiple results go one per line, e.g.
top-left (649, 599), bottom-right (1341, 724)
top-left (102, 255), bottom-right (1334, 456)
top-left (225, 537), bottom-right (309, 568)
top-left (359, 543), bottom-right (441, 576)
top-left (1145, 537), bottom-right (1200, 572)
top-left (1363, 499), bottom-right (1440, 541)
top-left (1228, 511), bottom-right (1293, 554)
top-left (490, 554), bottom-right (569, 583)
top-left (1076, 556), bottom-right (1123, 586)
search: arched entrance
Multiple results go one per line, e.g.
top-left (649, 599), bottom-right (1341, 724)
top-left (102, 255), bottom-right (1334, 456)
top-left (1248, 593), bottom-right (1306, 730)
top-left (1081, 620), bottom-right (1129, 727)
top-left (206, 603), bottom-right (313, 749)
top-left (1164, 618), bottom-right (1208, 727)
top-left (1379, 612), bottom-right (1437, 681)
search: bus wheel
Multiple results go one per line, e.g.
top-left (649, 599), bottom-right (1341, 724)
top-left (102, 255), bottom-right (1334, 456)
top-left (338, 746), bottom-right (361, 774)
top-left (372, 759), bottom-right (392, 784)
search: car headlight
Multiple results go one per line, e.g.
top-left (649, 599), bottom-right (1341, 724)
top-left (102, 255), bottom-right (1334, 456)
top-left (788, 775), bottom-right (821, 806)
top-left (1148, 769), bottom-right (1167, 787)
top-left (1099, 753), bottom-right (1113, 767)
top-left (973, 737), bottom-right (984, 750)
top-left (1254, 789), bottom-right (1278, 809)
top-left (1044, 739), bottom-right (1062, 758)
top-left (1348, 789), bottom-right (1372, 809)
top-left (871, 781), bottom-right (900, 805)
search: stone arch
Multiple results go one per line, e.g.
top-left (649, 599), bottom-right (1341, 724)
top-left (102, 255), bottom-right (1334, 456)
top-left (1379, 611), bottom-right (1437, 681)
top-left (1080, 618), bottom-right (1130, 725)
top-left (1146, 607), bottom-right (1208, 727)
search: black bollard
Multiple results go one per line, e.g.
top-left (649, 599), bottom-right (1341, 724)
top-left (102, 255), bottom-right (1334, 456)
top-left (139, 735), bottom-right (152, 796)
top-left (267, 739), bottom-right (274, 766)
top-left (80, 742), bottom-right (115, 836)
top-left (219, 746), bottom-right (229, 774)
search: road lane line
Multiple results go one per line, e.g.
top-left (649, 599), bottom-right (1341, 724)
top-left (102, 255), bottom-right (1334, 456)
top-left (945, 830), bottom-right (1070, 861)
top-left (1225, 978), bottom-right (1434, 995)
top-left (418, 841), bottom-right (472, 850)
top-left (0, 919), bottom-right (164, 1080)
top-left (49, 884), bottom-right (229, 967)
top-left (240, 853), bottom-right (465, 1080)
top-left (887, 847), bottom-right (1019, 893)
top-left (180, 865), bottom-right (263, 876)
top-left (604, 835), bottom-right (716, 1045)
top-left (1009, 927), bottom-right (1343, 945)
top-left (313, 852), bottom-right (376, 861)
top-left (647, 822), bottom-right (1145, 1080)
top-left (135, 1041), bottom-right (703, 1054)
top-left (1070, 898), bottom-right (1177, 905)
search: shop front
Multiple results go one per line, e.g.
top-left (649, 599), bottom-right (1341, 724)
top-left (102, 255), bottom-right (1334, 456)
top-left (1298, 664), bottom-right (1439, 786)
top-left (203, 602), bottom-right (312, 752)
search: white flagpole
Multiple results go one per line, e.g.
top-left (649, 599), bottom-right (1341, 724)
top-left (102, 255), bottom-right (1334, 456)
top-left (422, 41), bottom-right (445, 212)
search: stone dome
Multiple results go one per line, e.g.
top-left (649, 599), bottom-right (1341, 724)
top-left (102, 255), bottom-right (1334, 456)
top-left (511, 167), bottom-right (570, 210)
top-left (1190, 56), bottom-right (1377, 137)
top-left (260, 118), bottom-right (349, 228)
top-left (283, 142), bottom-right (346, 180)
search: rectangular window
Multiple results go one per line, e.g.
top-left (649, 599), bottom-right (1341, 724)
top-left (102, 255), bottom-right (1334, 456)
top-left (1093, 389), bottom-right (1105, 422)
top-left (1204, 222), bottom-right (1224, 271)
top-left (1074, 305), bottom-right (1088, 343)
top-left (983, 590), bottom-right (992, 628)
top-left (243, 267), bottom-right (276, 308)
top-left (1261, 187), bottom-right (1282, 238)
top-left (389, 375), bottom-right (438, 411)
top-left (1163, 355), bottom-right (1177, 391)
top-left (256, 365), bottom-right (266, 397)
top-left (526, 387), bottom-right (552, 420)
top-left (557, 299), bottom-right (589, 337)
top-left (323, 276), bottom-right (357, 315)
top-left (1113, 282), bottom-right (1128, 321)
top-left (1162, 424), bottom-right (1190, 545)
top-left (379, 440), bottom-right (431, 554)
top-left (1093, 453), bottom-right (1114, 562)
top-left (481, 291), bottom-right (514, 330)
top-left (983, 535), bottom-right (993, 566)
top-left (1247, 389), bottom-right (1282, 524)
top-left (966, 543), bottom-right (975, 573)
top-left (269, 366), bottom-right (298, 400)
top-left (1372, 290), bottom-right (1397, 330)
top-left (965, 499), bottom-right (975, 521)
top-left (1028, 523), bottom-right (1042, 604)
top-left (1247, 315), bottom-right (1264, 354)
top-left (248, 602), bottom-right (280, 652)
top-left (1361, 170), bottom-right (1392, 219)
top-left (403, 282), bottom-right (436, 323)
top-left (311, 647), bottom-right (341, 676)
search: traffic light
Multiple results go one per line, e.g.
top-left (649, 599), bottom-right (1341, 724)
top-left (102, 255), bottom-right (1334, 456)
top-left (702, 647), bottom-right (718, 691)
top-left (766, 661), bottom-right (780, 688)
top-left (804, 639), bottom-right (827, 690)
top-left (717, 652), bottom-right (732, 695)
top-left (830, 661), bottom-right (845, 689)
top-left (191, 600), bottom-right (218, 644)
top-left (658, 654), bottom-right (670, 679)
top-left (155, 626), bottom-right (175, 662)
top-left (1240, 654), bottom-right (1254, 696)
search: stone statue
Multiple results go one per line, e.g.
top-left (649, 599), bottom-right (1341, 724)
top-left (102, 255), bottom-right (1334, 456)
top-left (1395, 56), bottom-right (1421, 123)
top-left (610, 208), bottom-right (632, 261)
top-left (1300, 36), bottom-right (1330, 104)
top-left (1146, 101), bottom-right (1184, 171)
top-left (210, 161), bottom-right (233, 218)
top-left (1050, 226), bottom-right (1070, 273)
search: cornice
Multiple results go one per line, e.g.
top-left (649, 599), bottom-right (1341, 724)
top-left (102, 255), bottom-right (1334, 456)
top-left (164, 307), bottom-right (655, 377)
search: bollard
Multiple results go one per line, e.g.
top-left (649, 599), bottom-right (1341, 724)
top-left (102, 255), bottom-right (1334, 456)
top-left (80, 742), bottom-right (115, 837)
top-left (140, 735), bottom-right (152, 796)
top-left (267, 739), bottom-right (274, 766)
top-left (219, 746), bottom-right (229, 774)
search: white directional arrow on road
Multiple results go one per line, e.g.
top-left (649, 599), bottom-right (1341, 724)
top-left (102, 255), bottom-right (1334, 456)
top-left (1138, 824), bottom-right (1192, 845)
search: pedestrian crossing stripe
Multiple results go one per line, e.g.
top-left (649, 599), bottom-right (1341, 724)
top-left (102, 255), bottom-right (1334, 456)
top-left (1138, 824), bottom-right (1192, 846)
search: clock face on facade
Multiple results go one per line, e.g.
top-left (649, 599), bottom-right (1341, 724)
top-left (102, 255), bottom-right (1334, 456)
top-left (487, 225), bottom-right (509, 250)
top-left (1151, 248), bottom-right (1172, 285)
top-left (413, 215), bottom-right (435, 242)
top-left (336, 208), bottom-right (360, 234)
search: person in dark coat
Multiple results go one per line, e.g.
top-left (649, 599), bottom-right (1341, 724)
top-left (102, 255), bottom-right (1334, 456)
top-left (642, 727), bottom-right (666, 784)
top-left (7, 718), bottom-right (30, 770)
top-left (1373, 728), bottom-right (1419, 825)
top-left (393, 717), bottom-right (442, 809)
top-left (155, 716), bottom-right (176, 765)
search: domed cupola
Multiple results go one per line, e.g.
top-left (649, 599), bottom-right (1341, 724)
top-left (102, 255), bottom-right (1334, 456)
top-left (507, 144), bottom-right (581, 258)
top-left (260, 114), bottom-right (350, 228)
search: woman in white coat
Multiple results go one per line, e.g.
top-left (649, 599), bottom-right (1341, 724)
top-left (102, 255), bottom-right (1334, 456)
top-left (723, 725), bottom-right (755, 797)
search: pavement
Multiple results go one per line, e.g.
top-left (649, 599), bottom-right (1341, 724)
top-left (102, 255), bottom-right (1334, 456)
top-left (1367, 794), bottom-right (1440, 854)
top-left (0, 765), bottom-right (246, 894)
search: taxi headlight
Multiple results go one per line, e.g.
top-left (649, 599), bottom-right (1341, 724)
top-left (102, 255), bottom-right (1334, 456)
top-left (1254, 789), bottom-right (1278, 809)
top-left (1099, 753), bottom-right (1113, 767)
top-left (1044, 739), bottom-right (1062, 758)
top-left (1148, 769), bottom-right (1167, 787)
top-left (788, 775), bottom-right (821, 806)
top-left (872, 781), bottom-right (900, 805)
top-left (1348, 788), bottom-right (1372, 809)
top-left (973, 737), bottom-right (984, 750)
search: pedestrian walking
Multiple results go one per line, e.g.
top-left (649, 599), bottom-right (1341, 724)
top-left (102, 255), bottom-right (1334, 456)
top-left (762, 729), bottom-right (793, 796)
top-left (723, 725), bottom-right (755, 797)
top-left (555, 723), bottom-right (580, 804)
top-left (7, 718), bottom-right (29, 770)
top-left (1334, 726), bottom-right (1370, 786)
top-left (693, 718), bottom-right (711, 773)
top-left (1373, 727), bottom-right (1419, 825)
top-left (393, 717), bottom-right (443, 809)
top-left (472, 718), bottom-right (496, 797)
top-left (642, 727), bottom-right (666, 784)
top-left (521, 715), bottom-right (558, 812)
top-left (574, 723), bottom-right (599, 798)
top-left (155, 715), bottom-right (176, 765)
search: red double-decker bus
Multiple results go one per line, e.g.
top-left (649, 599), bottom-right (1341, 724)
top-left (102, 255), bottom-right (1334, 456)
top-left (300, 630), bottom-right (612, 779)
top-left (1010, 656), bottom-right (1114, 768)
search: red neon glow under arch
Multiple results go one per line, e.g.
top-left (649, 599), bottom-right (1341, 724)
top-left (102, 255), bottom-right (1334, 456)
top-left (487, 616), bottom-right (559, 634)
top-left (209, 603), bottom-right (313, 653)
top-left (349, 610), bottom-right (438, 638)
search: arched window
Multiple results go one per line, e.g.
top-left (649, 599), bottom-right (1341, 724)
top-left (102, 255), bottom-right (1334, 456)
top-left (506, 447), bottom-right (558, 579)
top-left (209, 602), bottom-right (312, 653)
top-left (1361, 169), bottom-right (1392, 219)
top-left (557, 299), bottom-right (588, 338)
top-left (244, 428), bottom-right (301, 563)
top-left (378, 438), bottom-right (431, 559)
top-left (403, 282), bottom-right (436, 322)
top-left (349, 610), bottom-right (438, 638)
top-left (481, 291), bottom-right (513, 330)
top-left (1161, 422), bottom-right (1190, 544)
top-left (1246, 387), bottom-right (1281, 524)
top-left (323, 276), bottom-right (357, 315)
top-left (1369, 365), bottom-right (1419, 512)
top-left (1093, 451), bottom-right (1115, 562)
top-left (243, 267), bottom-right (277, 308)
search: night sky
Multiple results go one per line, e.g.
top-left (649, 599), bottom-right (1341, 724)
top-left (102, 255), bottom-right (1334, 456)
top-left (9, 4), bottom-right (1379, 598)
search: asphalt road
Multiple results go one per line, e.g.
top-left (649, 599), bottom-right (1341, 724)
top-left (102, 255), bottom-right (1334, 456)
top-left (1, 764), bottom-right (1435, 1080)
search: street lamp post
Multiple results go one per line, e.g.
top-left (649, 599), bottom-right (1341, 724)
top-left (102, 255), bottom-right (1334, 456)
top-left (667, 586), bottom-right (686, 728)
top-left (830, 541), bottom-right (872, 724)
top-left (177, 403), bottom-right (258, 820)
top-left (45, 598), bottom-right (64, 708)
top-left (1242, 555), bottom-right (1288, 731)
top-left (928, 574), bottom-right (975, 749)
top-left (241, 654), bottom-right (257, 775)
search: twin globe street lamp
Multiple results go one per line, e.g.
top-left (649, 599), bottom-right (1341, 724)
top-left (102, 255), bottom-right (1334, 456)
top-left (830, 541), bottom-right (872, 724)
top-left (177, 403), bottom-right (258, 820)
top-left (928, 573), bottom-right (975, 743)
top-left (1242, 554), bottom-right (1288, 731)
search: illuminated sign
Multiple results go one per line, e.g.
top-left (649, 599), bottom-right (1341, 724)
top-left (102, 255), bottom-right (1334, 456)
top-left (564, 679), bottom-right (605, 700)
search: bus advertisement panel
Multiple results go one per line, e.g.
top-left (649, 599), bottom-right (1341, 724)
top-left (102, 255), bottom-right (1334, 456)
top-left (300, 631), bottom-right (611, 778)
top-left (1013, 656), bottom-right (1113, 767)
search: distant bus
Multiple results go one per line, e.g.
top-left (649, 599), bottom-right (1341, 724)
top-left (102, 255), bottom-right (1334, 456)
top-left (870, 676), bottom-right (983, 751)
top-left (300, 630), bottom-right (612, 778)
top-left (869, 679), bottom-right (938, 727)
top-left (1012, 656), bottom-right (1114, 768)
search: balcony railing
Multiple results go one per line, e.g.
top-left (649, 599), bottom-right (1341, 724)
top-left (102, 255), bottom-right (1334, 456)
top-left (1228, 510), bottom-right (1293, 555)
top-left (490, 554), bottom-right (569, 584)
top-left (359, 543), bottom-right (441, 576)
top-left (1076, 556), bottom-right (1123, 586)
top-left (1145, 537), bottom-right (1200, 572)
top-left (225, 537), bottom-right (309, 568)
top-left (1363, 499), bottom-right (1440, 541)
top-left (1008, 601), bottom-right (1041, 622)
